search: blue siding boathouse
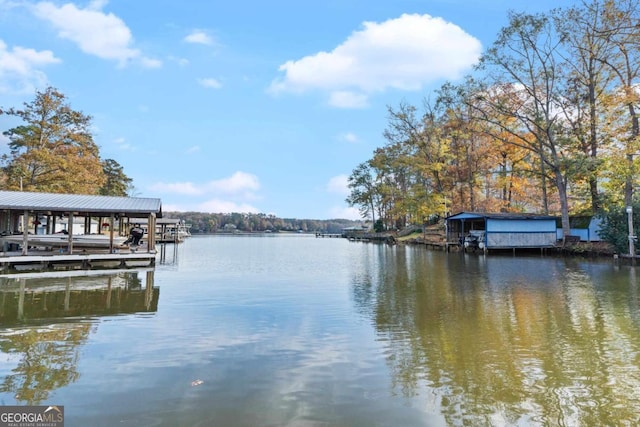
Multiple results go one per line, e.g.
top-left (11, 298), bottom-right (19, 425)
top-left (446, 212), bottom-right (558, 253)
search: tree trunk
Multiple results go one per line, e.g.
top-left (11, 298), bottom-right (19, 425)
top-left (625, 102), bottom-right (638, 208)
top-left (538, 148), bottom-right (549, 215)
top-left (588, 80), bottom-right (601, 212)
top-left (554, 168), bottom-right (571, 240)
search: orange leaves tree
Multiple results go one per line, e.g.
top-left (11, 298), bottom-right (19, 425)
top-left (381, 101), bottom-right (453, 226)
top-left (1, 87), bottom-right (106, 194)
top-left (345, 0), bottom-right (640, 236)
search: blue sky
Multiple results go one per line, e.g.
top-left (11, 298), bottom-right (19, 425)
top-left (0, 0), bottom-right (579, 220)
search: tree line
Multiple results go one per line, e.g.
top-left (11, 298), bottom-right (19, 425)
top-left (346, 0), bottom-right (640, 244)
top-left (164, 211), bottom-right (363, 234)
top-left (1, 87), bottom-right (133, 196)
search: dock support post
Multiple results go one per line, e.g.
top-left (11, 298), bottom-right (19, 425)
top-left (21, 210), bottom-right (29, 256)
top-left (67, 213), bottom-right (74, 254)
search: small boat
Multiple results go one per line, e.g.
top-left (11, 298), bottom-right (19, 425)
top-left (1, 233), bottom-right (128, 249)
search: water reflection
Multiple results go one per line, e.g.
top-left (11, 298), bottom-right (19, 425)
top-left (0, 270), bottom-right (158, 324)
top-left (0, 269), bottom-right (158, 405)
top-left (2, 236), bottom-right (639, 425)
top-left (157, 241), bottom-right (182, 267)
top-left (357, 248), bottom-right (640, 426)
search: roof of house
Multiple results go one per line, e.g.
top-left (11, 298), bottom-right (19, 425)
top-left (0, 190), bottom-right (162, 218)
top-left (446, 211), bottom-right (557, 221)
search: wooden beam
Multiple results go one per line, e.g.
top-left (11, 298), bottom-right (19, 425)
top-left (21, 210), bottom-right (28, 256)
top-left (68, 214), bottom-right (74, 253)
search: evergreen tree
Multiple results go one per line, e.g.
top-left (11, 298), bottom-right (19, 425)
top-left (100, 158), bottom-right (133, 196)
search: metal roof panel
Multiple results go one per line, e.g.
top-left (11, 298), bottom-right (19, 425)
top-left (446, 211), bottom-right (557, 220)
top-left (0, 191), bottom-right (162, 216)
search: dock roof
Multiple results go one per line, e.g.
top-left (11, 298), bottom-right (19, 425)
top-left (0, 190), bottom-right (162, 218)
top-left (446, 211), bottom-right (557, 221)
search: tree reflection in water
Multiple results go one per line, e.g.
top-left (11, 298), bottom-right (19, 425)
top-left (354, 248), bottom-right (640, 426)
top-left (0, 270), bottom-right (157, 405)
top-left (0, 324), bottom-right (89, 404)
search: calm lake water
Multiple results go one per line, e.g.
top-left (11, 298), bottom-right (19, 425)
top-left (0, 234), bottom-right (639, 426)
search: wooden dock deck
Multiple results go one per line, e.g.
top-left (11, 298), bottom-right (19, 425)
top-left (0, 250), bottom-right (156, 273)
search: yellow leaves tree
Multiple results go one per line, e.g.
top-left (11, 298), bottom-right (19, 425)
top-left (473, 12), bottom-right (578, 238)
top-left (383, 102), bottom-right (453, 219)
top-left (597, 0), bottom-right (640, 207)
top-left (1, 87), bottom-right (105, 194)
top-left (344, 0), bottom-right (640, 230)
top-left (553, 2), bottom-right (615, 213)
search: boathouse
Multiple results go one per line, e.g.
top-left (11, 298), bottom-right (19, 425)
top-left (445, 212), bottom-right (558, 252)
top-left (0, 190), bottom-right (162, 271)
top-left (555, 215), bottom-right (603, 242)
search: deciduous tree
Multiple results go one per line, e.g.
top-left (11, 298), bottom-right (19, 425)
top-left (346, 161), bottom-right (379, 224)
top-left (1, 87), bottom-right (105, 194)
top-left (597, 0), bottom-right (640, 208)
top-left (475, 12), bottom-right (575, 238)
top-left (554, 1), bottom-right (614, 213)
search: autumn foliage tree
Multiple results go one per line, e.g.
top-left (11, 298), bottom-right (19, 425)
top-left (1, 87), bottom-right (118, 195)
top-left (347, 0), bottom-right (640, 246)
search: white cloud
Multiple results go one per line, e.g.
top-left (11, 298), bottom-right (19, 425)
top-left (338, 132), bottom-right (359, 143)
top-left (186, 145), bottom-right (200, 154)
top-left (184, 30), bottom-right (214, 46)
top-left (88, 0), bottom-right (109, 10)
top-left (0, 39), bottom-right (60, 93)
top-left (269, 13), bottom-right (481, 108)
top-left (31, 1), bottom-right (160, 68)
top-left (169, 56), bottom-right (189, 67)
top-left (327, 175), bottom-right (350, 196)
top-left (158, 203), bottom-right (183, 212)
top-left (206, 171), bottom-right (260, 194)
top-left (329, 206), bottom-right (362, 220)
top-left (150, 171), bottom-right (260, 213)
top-left (197, 199), bottom-right (260, 214)
top-left (162, 200), bottom-right (260, 214)
top-left (139, 57), bottom-right (162, 68)
top-left (198, 77), bottom-right (222, 89)
top-left (151, 171), bottom-right (260, 201)
top-left (113, 136), bottom-right (135, 151)
top-left (328, 91), bottom-right (368, 109)
top-left (151, 181), bottom-right (203, 196)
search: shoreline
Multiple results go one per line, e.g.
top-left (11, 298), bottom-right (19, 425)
top-left (371, 230), bottom-right (620, 259)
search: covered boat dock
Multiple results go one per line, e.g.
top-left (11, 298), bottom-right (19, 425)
top-left (0, 190), bottom-right (162, 272)
top-left (446, 212), bottom-right (559, 254)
